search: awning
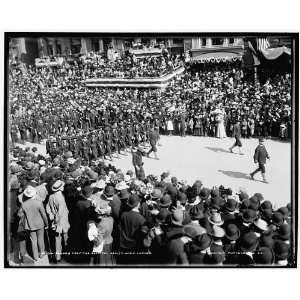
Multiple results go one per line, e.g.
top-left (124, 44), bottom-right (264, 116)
top-left (190, 51), bottom-right (243, 64)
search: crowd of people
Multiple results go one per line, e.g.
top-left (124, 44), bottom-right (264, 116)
top-left (80, 52), bottom-right (184, 78)
top-left (9, 143), bottom-right (292, 266)
top-left (9, 59), bottom-right (291, 149)
top-left (8, 54), bottom-right (293, 266)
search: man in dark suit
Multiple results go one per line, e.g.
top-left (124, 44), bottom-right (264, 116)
top-left (147, 127), bottom-right (159, 160)
top-left (229, 119), bottom-right (243, 154)
top-left (118, 194), bottom-right (147, 264)
top-left (132, 147), bottom-right (146, 180)
top-left (250, 137), bottom-right (270, 183)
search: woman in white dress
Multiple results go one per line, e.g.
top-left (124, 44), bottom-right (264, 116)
top-left (166, 118), bottom-right (174, 135)
top-left (215, 111), bottom-right (227, 138)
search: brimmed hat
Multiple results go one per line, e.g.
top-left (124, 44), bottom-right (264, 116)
top-left (115, 181), bottom-right (129, 191)
top-left (104, 185), bottom-right (115, 198)
top-left (199, 188), bottom-right (210, 200)
top-left (239, 232), bottom-right (258, 252)
top-left (171, 209), bottom-right (184, 226)
top-left (23, 185), bottom-right (37, 198)
top-left (194, 234), bottom-right (212, 250)
top-left (253, 247), bottom-right (275, 265)
top-left (276, 224), bottom-right (290, 241)
top-left (242, 209), bottom-right (257, 223)
top-left (211, 225), bottom-right (225, 238)
top-left (127, 194), bottom-right (141, 208)
top-left (52, 180), bottom-right (65, 192)
top-left (91, 179), bottom-right (106, 190)
top-left (189, 206), bottom-right (204, 220)
top-left (210, 196), bottom-right (222, 210)
top-left (119, 189), bottom-right (130, 200)
top-left (38, 160), bottom-right (46, 166)
top-left (151, 188), bottom-right (162, 200)
top-left (260, 231), bottom-right (275, 248)
top-left (82, 185), bottom-right (94, 198)
top-left (178, 192), bottom-right (187, 205)
top-left (225, 224), bottom-right (240, 241)
top-left (274, 240), bottom-right (289, 260)
top-left (224, 197), bottom-right (239, 212)
top-left (159, 194), bottom-right (172, 208)
top-left (277, 207), bottom-right (289, 219)
top-left (253, 193), bottom-right (264, 203)
top-left (261, 200), bottom-right (272, 210)
top-left (184, 225), bottom-right (206, 238)
top-left (86, 169), bottom-right (98, 181)
top-left (272, 212), bottom-right (284, 227)
top-left (67, 157), bottom-right (76, 165)
top-left (253, 218), bottom-right (269, 232)
top-left (65, 151), bottom-right (73, 159)
top-left (24, 161), bottom-right (34, 170)
top-left (208, 212), bottom-right (224, 226)
top-left (10, 164), bottom-right (22, 174)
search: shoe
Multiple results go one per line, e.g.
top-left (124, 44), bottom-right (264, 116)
top-left (250, 173), bottom-right (254, 180)
top-left (229, 148), bottom-right (233, 153)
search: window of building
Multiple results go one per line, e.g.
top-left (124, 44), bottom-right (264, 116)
top-left (173, 38), bottom-right (183, 44)
top-left (229, 38), bottom-right (234, 44)
top-left (202, 38), bottom-right (207, 46)
top-left (212, 38), bottom-right (224, 45)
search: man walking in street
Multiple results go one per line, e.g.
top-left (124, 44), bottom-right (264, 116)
top-left (250, 137), bottom-right (270, 183)
top-left (229, 119), bottom-right (243, 155)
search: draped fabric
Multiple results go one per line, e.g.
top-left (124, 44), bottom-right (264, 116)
top-left (261, 46), bottom-right (291, 60)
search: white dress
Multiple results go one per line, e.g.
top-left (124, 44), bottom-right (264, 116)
top-left (216, 113), bottom-right (227, 138)
top-left (167, 120), bottom-right (174, 131)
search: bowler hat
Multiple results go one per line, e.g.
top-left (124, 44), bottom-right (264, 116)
top-left (277, 207), bottom-right (289, 219)
top-left (224, 197), bottom-right (238, 212)
top-left (239, 232), bottom-right (258, 252)
top-left (119, 189), bottom-right (130, 200)
top-left (272, 212), bottom-right (284, 227)
top-left (253, 247), bottom-right (275, 265)
top-left (199, 188), bottom-right (210, 200)
top-left (194, 234), bottom-right (212, 250)
top-left (254, 193), bottom-right (264, 203)
top-left (261, 200), bottom-right (272, 210)
top-left (151, 188), bottom-right (162, 200)
top-left (159, 194), bottom-right (172, 208)
top-left (274, 240), bottom-right (289, 260)
top-left (127, 194), bottom-right (141, 208)
top-left (260, 231), bottom-right (275, 248)
top-left (225, 224), bottom-right (240, 241)
top-left (242, 209), bottom-right (257, 223)
top-left (276, 224), bottom-right (290, 241)
top-left (189, 206), bottom-right (204, 220)
top-left (82, 185), bottom-right (94, 198)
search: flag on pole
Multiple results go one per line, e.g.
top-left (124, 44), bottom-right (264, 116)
top-left (256, 38), bottom-right (270, 52)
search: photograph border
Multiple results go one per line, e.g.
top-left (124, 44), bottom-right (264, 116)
top-left (3, 32), bottom-right (299, 268)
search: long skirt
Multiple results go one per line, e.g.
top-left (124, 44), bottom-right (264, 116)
top-left (91, 243), bottom-right (115, 265)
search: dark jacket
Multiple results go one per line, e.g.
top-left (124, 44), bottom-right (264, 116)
top-left (254, 144), bottom-right (270, 164)
top-left (119, 210), bottom-right (146, 250)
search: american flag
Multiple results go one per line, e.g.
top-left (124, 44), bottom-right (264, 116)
top-left (256, 38), bottom-right (270, 51)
